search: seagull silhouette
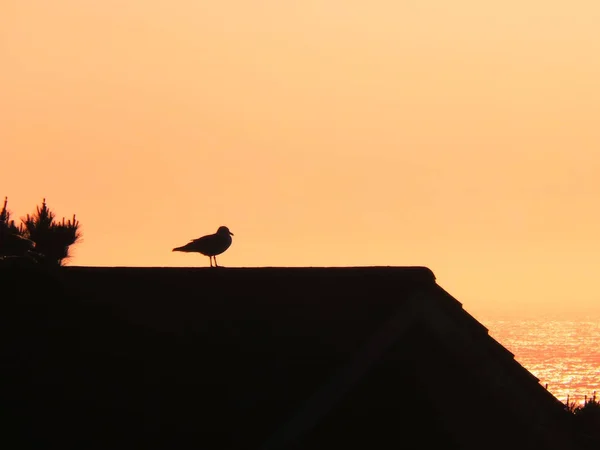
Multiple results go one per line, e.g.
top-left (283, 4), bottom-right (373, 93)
top-left (172, 226), bottom-right (234, 267)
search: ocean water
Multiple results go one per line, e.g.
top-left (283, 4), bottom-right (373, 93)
top-left (481, 319), bottom-right (600, 406)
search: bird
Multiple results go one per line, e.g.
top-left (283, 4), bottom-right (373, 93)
top-left (172, 226), bottom-right (234, 267)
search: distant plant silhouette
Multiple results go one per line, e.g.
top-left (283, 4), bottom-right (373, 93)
top-left (0, 197), bottom-right (36, 258)
top-left (0, 197), bottom-right (81, 266)
top-left (21, 198), bottom-right (82, 265)
top-left (565, 395), bottom-right (578, 413)
top-left (573, 392), bottom-right (600, 440)
top-left (0, 197), bottom-right (20, 235)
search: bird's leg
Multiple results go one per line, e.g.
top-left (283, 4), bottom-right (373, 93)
top-left (214, 256), bottom-right (219, 268)
top-left (209, 256), bottom-right (213, 268)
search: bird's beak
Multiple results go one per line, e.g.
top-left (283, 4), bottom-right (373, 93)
top-left (230, 231), bottom-right (234, 236)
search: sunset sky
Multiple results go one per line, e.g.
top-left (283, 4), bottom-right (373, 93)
top-left (2, 1), bottom-right (600, 319)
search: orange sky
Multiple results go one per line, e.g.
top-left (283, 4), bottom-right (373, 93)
top-left (2, 1), bottom-right (600, 319)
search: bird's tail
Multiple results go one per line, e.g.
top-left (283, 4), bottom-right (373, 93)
top-left (173, 242), bottom-right (194, 252)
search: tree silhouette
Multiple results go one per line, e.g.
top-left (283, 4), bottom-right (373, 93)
top-left (0, 197), bottom-right (82, 265)
top-left (20, 198), bottom-right (82, 266)
top-left (573, 392), bottom-right (600, 443)
top-left (0, 197), bottom-right (35, 257)
top-left (0, 197), bottom-right (19, 233)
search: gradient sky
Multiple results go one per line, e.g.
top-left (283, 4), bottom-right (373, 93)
top-left (2, 1), bottom-right (600, 319)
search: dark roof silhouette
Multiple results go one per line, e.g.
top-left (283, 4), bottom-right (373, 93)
top-left (172, 226), bottom-right (233, 267)
top-left (0, 266), bottom-right (591, 449)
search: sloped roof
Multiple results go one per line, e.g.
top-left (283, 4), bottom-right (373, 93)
top-left (1, 266), bottom-right (583, 449)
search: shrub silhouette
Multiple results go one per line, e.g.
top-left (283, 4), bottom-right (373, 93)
top-left (0, 197), bottom-right (81, 266)
top-left (0, 197), bottom-right (35, 258)
top-left (573, 392), bottom-right (600, 442)
top-left (0, 197), bottom-right (20, 235)
top-left (20, 198), bottom-right (82, 265)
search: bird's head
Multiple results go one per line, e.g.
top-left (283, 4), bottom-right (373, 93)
top-left (217, 226), bottom-right (234, 236)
